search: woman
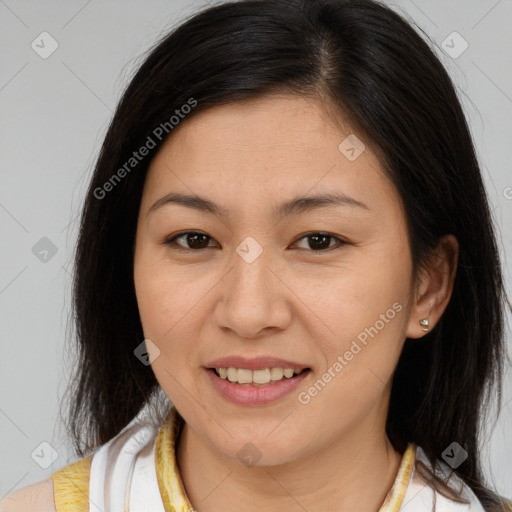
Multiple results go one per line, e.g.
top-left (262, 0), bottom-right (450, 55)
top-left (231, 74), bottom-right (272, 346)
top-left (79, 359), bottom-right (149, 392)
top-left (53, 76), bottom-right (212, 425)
top-left (3, 0), bottom-right (511, 510)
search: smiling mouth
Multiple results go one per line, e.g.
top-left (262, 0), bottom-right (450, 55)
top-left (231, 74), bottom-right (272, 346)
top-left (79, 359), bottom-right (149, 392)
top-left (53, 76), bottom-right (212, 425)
top-left (211, 367), bottom-right (311, 386)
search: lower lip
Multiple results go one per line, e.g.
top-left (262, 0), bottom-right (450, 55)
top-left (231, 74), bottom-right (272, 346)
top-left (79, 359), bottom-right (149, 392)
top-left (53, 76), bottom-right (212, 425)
top-left (206, 368), bottom-right (310, 406)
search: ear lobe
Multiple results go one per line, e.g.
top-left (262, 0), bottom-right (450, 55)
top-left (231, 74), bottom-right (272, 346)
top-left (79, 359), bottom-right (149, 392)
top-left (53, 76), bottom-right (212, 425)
top-left (406, 234), bottom-right (459, 339)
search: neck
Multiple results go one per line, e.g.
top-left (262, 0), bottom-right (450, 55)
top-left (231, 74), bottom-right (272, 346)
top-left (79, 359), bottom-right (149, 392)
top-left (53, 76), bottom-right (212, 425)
top-left (175, 411), bottom-right (403, 512)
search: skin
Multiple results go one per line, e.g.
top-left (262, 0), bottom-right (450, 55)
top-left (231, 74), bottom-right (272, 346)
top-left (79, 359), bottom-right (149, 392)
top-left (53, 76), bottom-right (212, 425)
top-left (133, 93), bottom-right (459, 512)
top-left (0, 479), bottom-right (56, 512)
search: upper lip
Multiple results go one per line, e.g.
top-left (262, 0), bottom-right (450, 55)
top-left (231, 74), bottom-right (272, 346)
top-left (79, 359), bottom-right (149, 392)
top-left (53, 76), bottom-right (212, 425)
top-left (205, 356), bottom-right (310, 371)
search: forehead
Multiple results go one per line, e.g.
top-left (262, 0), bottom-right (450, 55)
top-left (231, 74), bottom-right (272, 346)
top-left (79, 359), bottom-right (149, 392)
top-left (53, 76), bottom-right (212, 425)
top-left (142, 93), bottom-right (399, 216)
top-left (159, 94), bottom-right (354, 160)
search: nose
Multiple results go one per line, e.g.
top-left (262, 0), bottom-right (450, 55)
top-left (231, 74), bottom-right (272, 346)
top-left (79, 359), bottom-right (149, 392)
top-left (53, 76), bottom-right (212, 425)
top-left (213, 243), bottom-right (292, 339)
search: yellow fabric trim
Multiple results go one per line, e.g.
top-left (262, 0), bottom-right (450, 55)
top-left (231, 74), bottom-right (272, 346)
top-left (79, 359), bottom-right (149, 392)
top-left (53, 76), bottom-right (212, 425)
top-left (50, 409), bottom-right (418, 512)
top-left (155, 407), bottom-right (417, 512)
top-left (50, 455), bottom-right (92, 512)
top-left (379, 444), bottom-right (416, 512)
top-left (155, 407), bottom-right (194, 512)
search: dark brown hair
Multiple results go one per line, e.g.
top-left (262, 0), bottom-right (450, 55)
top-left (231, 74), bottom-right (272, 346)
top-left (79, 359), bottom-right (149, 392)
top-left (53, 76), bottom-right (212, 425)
top-left (64, 0), bottom-right (511, 509)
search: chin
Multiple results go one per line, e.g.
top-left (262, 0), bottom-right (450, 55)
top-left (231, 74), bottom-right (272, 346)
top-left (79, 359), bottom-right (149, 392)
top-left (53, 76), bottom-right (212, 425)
top-left (212, 428), bottom-right (309, 468)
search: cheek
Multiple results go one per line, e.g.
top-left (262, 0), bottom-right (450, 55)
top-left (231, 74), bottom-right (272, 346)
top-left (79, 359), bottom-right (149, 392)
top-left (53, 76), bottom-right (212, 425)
top-left (134, 244), bottom-right (180, 359)
top-left (134, 264), bottom-right (199, 406)
top-left (133, 250), bottom-right (212, 382)
top-left (133, 266), bottom-right (169, 338)
top-left (135, 273), bottom-right (196, 357)
top-left (306, 252), bottom-right (411, 348)
top-left (300, 238), bottom-right (412, 402)
top-left (134, 243), bottom-right (195, 335)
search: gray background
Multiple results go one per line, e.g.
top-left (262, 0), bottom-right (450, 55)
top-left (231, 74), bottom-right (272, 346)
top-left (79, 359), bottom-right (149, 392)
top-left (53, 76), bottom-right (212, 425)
top-left (1, 0), bottom-right (511, 500)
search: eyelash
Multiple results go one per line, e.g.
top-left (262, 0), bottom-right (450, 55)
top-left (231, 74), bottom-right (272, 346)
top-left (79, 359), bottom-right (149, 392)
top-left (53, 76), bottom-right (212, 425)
top-left (163, 231), bottom-right (348, 254)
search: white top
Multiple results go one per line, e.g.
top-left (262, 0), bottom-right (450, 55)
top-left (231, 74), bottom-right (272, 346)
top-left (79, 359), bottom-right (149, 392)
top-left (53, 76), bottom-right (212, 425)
top-left (87, 407), bottom-right (486, 512)
top-left (403, 447), bottom-right (485, 511)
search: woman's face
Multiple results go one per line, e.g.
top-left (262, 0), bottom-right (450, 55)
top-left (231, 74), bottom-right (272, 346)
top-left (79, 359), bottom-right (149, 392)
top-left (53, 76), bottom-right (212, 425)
top-left (134, 93), bottom-right (420, 465)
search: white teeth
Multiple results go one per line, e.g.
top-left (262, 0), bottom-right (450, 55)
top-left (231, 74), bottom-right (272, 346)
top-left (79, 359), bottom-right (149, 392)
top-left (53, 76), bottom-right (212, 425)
top-left (214, 367), bottom-right (306, 385)
top-left (253, 369), bottom-right (271, 384)
top-left (237, 368), bottom-right (252, 384)
top-left (270, 367), bottom-right (283, 380)
top-left (227, 367), bottom-right (238, 382)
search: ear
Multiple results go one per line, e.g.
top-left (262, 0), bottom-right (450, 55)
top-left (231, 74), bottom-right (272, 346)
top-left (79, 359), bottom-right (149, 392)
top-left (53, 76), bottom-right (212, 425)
top-left (406, 234), bottom-right (459, 339)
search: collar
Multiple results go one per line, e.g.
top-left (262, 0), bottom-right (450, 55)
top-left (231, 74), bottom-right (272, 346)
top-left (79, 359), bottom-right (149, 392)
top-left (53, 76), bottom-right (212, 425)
top-left (154, 407), bottom-right (416, 512)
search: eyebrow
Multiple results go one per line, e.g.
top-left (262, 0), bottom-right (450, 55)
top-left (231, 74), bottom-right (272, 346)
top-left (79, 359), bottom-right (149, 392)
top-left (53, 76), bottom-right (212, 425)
top-left (147, 191), bottom-right (369, 219)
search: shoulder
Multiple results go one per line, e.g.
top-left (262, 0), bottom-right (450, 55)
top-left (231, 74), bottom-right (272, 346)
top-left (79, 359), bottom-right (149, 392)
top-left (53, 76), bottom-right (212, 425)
top-left (0, 455), bottom-right (93, 512)
top-left (0, 478), bottom-right (56, 512)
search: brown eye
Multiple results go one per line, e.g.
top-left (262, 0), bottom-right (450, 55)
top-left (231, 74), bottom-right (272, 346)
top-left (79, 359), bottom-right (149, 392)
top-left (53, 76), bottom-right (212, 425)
top-left (294, 232), bottom-right (346, 252)
top-left (164, 231), bottom-right (215, 250)
top-left (164, 231), bottom-right (346, 253)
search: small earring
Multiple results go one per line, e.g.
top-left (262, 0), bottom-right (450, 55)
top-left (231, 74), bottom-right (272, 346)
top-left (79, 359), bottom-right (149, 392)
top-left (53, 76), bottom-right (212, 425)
top-left (419, 318), bottom-right (430, 332)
